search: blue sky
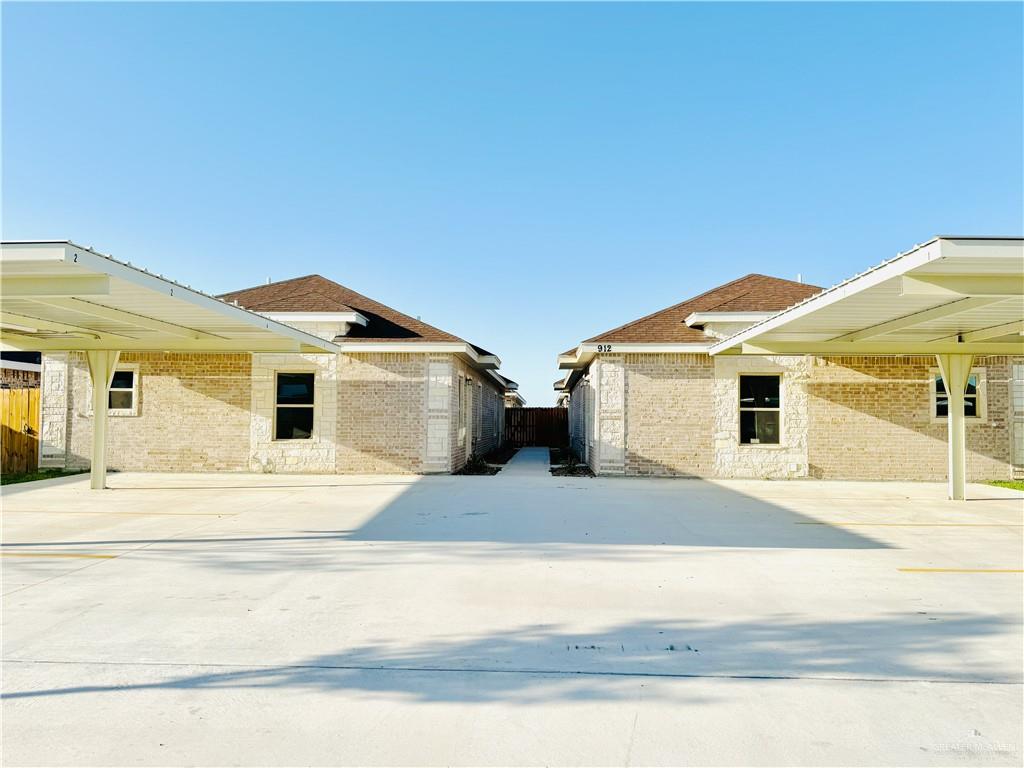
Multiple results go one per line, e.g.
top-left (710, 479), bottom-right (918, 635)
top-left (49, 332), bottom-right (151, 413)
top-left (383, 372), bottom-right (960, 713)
top-left (3, 2), bottom-right (1021, 405)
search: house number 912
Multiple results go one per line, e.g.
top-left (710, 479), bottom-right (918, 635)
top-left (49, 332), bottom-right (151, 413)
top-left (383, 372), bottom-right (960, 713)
top-left (597, 344), bottom-right (613, 352)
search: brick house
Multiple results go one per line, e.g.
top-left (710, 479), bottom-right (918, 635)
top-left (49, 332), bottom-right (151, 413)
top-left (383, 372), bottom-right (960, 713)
top-left (39, 274), bottom-right (515, 474)
top-left (1, 352), bottom-right (40, 389)
top-left (557, 273), bottom-right (1024, 481)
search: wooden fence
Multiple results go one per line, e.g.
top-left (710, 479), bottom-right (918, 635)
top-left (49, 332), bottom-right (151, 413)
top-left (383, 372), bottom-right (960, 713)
top-left (1, 387), bottom-right (40, 475)
top-left (504, 407), bottom-right (568, 448)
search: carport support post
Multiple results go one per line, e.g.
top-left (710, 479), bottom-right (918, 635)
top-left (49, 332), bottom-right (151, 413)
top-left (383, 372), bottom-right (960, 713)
top-left (86, 350), bottom-right (120, 490)
top-left (935, 353), bottom-right (974, 501)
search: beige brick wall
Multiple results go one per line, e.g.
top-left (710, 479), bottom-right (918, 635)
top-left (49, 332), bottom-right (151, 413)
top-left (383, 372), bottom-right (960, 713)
top-left (624, 353), bottom-right (714, 476)
top-left (568, 374), bottom-right (588, 463)
top-left (449, 357), bottom-right (505, 470)
top-left (475, 373), bottom-right (504, 458)
top-left (1, 368), bottom-right (39, 388)
top-left (65, 352), bottom-right (252, 472)
top-left (42, 350), bottom-right (514, 476)
top-left (807, 355), bottom-right (1018, 481)
top-left (336, 352), bottom-right (429, 474)
top-left (570, 352), bottom-right (1020, 481)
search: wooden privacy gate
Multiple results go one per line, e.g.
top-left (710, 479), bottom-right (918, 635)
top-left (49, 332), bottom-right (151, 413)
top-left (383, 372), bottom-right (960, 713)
top-left (504, 407), bottom-right (568, 447)
top-left (1, 387), bottom-right (40, 475)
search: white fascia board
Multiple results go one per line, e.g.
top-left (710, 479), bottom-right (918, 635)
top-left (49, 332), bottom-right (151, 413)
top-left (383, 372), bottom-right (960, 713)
top-left (684, 311), bottom-right (775, 327)
top-left (709, 238), bottom-right (948, 355)
top-left (0, 333), bottom-right (329, 353)
top-left (334, 341), bottom-right (500, 369)
top-left (260, 311), bottom-right (369, 326)
top-left (559, 342), bottom-right (713, 368)
top-left (487, 369), bottom-right (518, 391)
top-left (2, 242), bottom-right (341, 353)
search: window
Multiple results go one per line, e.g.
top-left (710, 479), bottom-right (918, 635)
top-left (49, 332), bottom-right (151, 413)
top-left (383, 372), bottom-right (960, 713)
top-left (933, 369), bottom-right (986, 420)
top-left (275, 372), bottom-right (314, 440)
top-left (108, 367), bottom-right (138, 415)
top-left (739, 375), bottom-right (780, 445)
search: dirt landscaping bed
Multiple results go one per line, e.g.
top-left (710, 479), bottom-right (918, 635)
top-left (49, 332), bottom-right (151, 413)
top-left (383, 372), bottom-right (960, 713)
top-left (454, 446), bottom-right (522, 475)
top-left (549, 447), bottom-right (594, 477)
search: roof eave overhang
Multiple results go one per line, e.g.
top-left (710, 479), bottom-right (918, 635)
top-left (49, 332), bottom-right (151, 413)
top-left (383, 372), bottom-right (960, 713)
top-left (487, 369), bottom-right (518, 392)
top-left (333, 341), bottom-right (500, 370)
top-left (260, 311), bottom-right (369, 327)
top-left (684, 311), bottom-right (776, 328)
top-left (559, 342), bottom-right (713, 369)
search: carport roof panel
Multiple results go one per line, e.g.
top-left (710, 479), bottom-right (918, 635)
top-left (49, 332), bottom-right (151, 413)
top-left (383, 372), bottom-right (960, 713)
top-left (0, 241), bottom-right (340, 352)
top-left (710, 237), bottom-right (1024, 354)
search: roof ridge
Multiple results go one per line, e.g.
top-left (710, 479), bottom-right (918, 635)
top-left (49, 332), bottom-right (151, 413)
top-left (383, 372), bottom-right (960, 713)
top-left (245, 287), bottom-right (352, 311)
top-left (221, 274), bottom-right (326, 296)
top-left (309, 278), bottom-right (468, 344)
top-left (704, 289), bottom-right (753, 312)
top-left (581, 273), bottom-right (771, 344)
top-left (220, 273), bottom-right (481, 347)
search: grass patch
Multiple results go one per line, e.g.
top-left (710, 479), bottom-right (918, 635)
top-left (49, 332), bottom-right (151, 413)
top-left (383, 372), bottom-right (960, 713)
top-left (1, 468), bottom-right (88, 486)
top-left (988, 480), bottom-right (1024, 492)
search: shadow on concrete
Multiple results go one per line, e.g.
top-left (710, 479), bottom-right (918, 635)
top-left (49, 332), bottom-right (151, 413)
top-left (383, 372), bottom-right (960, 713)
top-left (4, 613), bottom-right (1014, 703)
top-left (1, 475), bottom-right (890, 550)
top-left (340, 477), bottom-right (891, 548)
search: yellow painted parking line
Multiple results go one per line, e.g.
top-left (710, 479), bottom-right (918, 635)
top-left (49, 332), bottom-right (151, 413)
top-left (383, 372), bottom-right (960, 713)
top-left (898, 568), bottom-right (1023, 573)
top-left (0, 552), bottom-right (116, 559)
top-left (797, 522), bottom-right (1023, 527)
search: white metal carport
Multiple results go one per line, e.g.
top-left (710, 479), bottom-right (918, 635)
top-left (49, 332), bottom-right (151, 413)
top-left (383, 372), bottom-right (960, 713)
top-left (0, 241), bottom-right (340, 489)
top-left (710, 236), bottom-right (1024, 500)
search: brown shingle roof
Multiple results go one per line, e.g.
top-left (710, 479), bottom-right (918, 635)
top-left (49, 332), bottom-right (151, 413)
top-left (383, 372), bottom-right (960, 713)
top-left (570, 274), bottom-right (822, 347)
top-left (219, 274), bottom-right (494, 354)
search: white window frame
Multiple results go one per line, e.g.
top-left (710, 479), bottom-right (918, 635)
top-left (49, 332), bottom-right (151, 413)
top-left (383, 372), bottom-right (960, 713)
top-left (930, 367), bottom-right (987, 424)
top-left (737, 372), bottom-right (783, 447)
top-left (107, 363), bottom-right (139, 417)
top-left (272, 370), bottom-right (317, 441)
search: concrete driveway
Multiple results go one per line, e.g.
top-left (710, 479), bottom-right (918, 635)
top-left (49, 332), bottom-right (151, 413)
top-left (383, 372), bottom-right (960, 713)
top-left (2, 464), bottom-right (1022, 766)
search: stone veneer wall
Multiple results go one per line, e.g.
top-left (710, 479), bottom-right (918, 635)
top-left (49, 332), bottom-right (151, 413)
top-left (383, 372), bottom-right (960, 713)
top-left (807, 355), bottom-right (1018, 481)
top-left (623, 353), bottom-right (714, 476)
top-left (335, 353), bottom-right (428, 474)
top-left (57, 352), bottom-right (252, 472)
top-left (712, 355), bottom-right (811, 479)
top-left (425, 355), bottom-right (454, 472)
top-left (39, 353), bottom-right (71, 467)
top-left (250, 353), bottom-right (338, 473)
top-left (594, 357), bottom-right (626, 474)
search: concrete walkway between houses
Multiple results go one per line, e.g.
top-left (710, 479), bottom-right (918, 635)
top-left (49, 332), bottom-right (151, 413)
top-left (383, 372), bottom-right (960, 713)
top-left (498, 446), bottom-right (551, 477)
